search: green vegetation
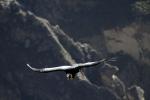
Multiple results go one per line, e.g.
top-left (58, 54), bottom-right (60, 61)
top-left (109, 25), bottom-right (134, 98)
top-left (133, 0), bottom-right (150, 15)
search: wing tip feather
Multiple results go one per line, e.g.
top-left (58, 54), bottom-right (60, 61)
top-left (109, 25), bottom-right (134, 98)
top-left (26, 63), bottom-right (37, 71)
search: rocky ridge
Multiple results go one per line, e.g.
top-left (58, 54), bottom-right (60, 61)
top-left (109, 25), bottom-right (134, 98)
top-left (0, 0), bottom-right (147, 100)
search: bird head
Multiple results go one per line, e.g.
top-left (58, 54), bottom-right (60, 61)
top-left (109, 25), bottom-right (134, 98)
top-left (66, 73), bottom-right (73, 80)
top-left (66, 73), bottom-right (75, 80)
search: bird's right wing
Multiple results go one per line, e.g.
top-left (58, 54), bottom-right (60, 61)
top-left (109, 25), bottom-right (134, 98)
top-left (76, 59), bottom-right (106, 68)
top-left (26, 64), bottom-right (72, 73)
top-left (76, 57), bottom-right (117, 68)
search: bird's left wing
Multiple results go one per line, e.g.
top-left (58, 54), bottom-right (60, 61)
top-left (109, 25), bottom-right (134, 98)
top-left (27, 64), bottom-right (72, 73)
top-left (76, 59), bottom-right (106, 68)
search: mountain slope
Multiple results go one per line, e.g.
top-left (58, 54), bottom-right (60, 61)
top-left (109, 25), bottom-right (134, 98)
top-left (0, 1), bottom-right (118, 100)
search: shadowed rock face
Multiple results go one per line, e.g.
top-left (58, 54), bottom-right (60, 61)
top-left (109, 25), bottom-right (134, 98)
top-left (0, 1), bottom-right (118, 100)
top-left (127, 85), bottom-right (145, 100)
top-left (18, 0), bottom-right (137, 39)
top-left (0, 0), bottom-right (148, 100)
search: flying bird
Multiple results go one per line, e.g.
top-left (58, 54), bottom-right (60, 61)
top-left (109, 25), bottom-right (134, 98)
top-left (27, 58), bottom-right (116, 80)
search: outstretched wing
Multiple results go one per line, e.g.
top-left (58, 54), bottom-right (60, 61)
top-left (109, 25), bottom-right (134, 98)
top-left (26, 64), bottom-right (72, 73)
top-left (76, 59), bottom-right (106, 68)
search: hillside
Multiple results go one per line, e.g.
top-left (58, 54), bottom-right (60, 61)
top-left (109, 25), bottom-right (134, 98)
top-left (0, 0), bottom-right (149, 100)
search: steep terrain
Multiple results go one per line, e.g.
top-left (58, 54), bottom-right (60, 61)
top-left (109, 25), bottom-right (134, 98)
top-left (0, 0), bottom-right (149, 100)
top-left (0, 0), bottom-right (117, 100)
top-left (18, 0), bottom-right (137, 38)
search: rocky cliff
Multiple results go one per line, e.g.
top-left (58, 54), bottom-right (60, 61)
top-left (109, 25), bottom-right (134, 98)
top-left (0, 0), bottom-right (149, 100)
top-left (0, 0), bottom-right (116, 100)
